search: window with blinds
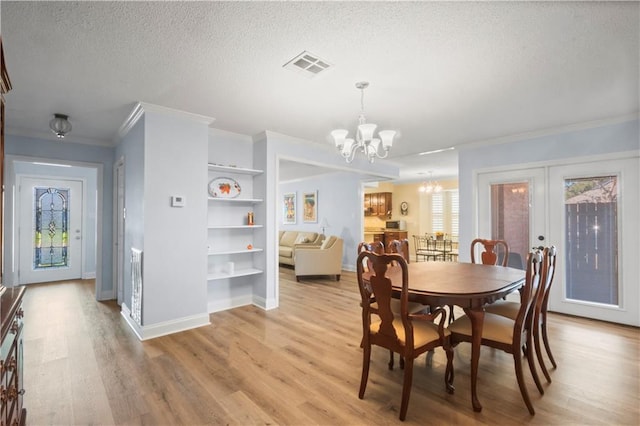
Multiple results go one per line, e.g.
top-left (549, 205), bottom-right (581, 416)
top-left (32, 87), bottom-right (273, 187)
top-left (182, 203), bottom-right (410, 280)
top-left (430, 190), bottom-right (459, 237)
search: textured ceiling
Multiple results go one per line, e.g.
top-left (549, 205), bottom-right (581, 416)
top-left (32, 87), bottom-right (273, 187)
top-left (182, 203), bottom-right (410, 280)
top-left (2, 1), bottom-right (638, 182)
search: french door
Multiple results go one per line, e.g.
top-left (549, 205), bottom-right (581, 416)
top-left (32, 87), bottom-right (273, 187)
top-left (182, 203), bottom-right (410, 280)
top-left (18, 177), bottom-right (84, 284)
top-left (547, 158), bottom-right (639, 326)
top-left (478, 156), bottom-right (639, 326)
top-left (477, 168), bottom-right (546, 268)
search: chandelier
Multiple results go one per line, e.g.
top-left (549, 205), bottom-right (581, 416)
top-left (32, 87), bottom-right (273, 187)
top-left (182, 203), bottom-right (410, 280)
top-left (419, 172), bottom-right (442, 193)
top-left (331, 82), bottom-right (396, 163)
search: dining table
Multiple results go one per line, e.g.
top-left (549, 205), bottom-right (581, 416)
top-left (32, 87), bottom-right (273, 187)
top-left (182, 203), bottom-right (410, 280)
top-left (388, 261), bottom-right (525, 412)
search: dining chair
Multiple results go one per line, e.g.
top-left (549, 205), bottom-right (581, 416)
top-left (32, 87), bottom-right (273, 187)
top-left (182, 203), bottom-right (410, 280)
top-left (484, 246), bottom-right (558, 382)
top-left (388, 238), bottom-right (410, 264)
top-left (470, 238), bottom-right (510, 266)
top-left (359, 240), bottom-right (428, 369)
top-left (412, 235), bottom-right (442, 262)
top-left (356, 251), bottom-right (454, 421)
top-left (448, 249), bottom-right (545, 415)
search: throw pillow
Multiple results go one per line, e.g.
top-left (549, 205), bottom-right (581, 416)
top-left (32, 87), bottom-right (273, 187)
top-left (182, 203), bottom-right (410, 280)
top-left (294, 234), bottom-right (309, 244)
top-left (321, 237), bottom-right (333, 249)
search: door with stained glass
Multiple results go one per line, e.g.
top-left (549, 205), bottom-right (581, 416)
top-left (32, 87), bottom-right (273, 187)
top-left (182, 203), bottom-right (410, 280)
top-left (18, 177), bottom-right (83, 284)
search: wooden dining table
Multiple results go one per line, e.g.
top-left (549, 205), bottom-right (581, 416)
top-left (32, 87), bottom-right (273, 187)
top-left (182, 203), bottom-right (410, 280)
top-left (388, 261), bottom-right (525, 412)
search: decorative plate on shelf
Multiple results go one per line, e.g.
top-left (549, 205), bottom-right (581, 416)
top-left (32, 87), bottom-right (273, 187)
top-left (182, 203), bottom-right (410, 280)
top-left (208, 177), bottom-right (241, 198)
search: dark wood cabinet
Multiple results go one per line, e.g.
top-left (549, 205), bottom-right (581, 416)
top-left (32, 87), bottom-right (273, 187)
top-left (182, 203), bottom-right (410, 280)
top-left (0, 287), bottom-right (25, 426)
top-left (364, 192), bottom-right (392, 217)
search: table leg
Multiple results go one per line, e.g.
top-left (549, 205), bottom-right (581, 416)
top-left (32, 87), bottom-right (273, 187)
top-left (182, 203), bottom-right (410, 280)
top-left (463, 306), bottom-right (484, 412)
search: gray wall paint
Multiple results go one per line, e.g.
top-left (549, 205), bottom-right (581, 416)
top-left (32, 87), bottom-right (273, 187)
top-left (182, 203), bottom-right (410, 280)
top-left (279, 171), bottom-right (362, 270)
top-left (5, 134), bottom-right (114, 296)
top-left (142, 109), bottom-right (209, 325)
top-left (458, 118), bottom-right (640, 261)
top-left (114, 119), bottom-right (145, 310)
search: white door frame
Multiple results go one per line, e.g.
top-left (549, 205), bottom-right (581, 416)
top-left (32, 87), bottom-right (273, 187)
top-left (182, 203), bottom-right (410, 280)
top-left (113, 157), bottom-right (126, 305)
top-left (473, 151), bottom-right (640, 326)
top-left (548, 157), bottom-right (639, 326)
top-left (3, 155), bottom-right (105, 299)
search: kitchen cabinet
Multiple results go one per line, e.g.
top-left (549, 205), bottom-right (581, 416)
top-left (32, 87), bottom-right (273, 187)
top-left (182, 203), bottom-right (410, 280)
top-left (364, 192), bottom-right (392, 217)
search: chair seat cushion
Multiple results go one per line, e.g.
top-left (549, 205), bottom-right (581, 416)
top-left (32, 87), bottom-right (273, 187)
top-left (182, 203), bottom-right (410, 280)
top-left (484, 300), bottom-right (520, 320)
top-left (370, 317), bottom-right (449, 348)
top-left (448, 312), bottom-right (515, 345)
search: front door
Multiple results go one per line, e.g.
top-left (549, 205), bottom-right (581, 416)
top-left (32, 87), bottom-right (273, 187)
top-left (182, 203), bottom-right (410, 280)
top-left (18, 177), bottom-right (83, 284)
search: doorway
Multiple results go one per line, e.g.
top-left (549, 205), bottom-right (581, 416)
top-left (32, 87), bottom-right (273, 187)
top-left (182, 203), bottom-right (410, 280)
top-left (18, 177), bottom-right (84, 284)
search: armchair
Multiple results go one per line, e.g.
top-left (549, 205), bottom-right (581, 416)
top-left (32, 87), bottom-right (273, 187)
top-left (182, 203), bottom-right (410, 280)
top-left (294, 235), bottom-right (344, 282)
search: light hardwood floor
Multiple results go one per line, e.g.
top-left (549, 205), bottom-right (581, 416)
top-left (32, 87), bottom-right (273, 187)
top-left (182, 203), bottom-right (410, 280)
top-left (22, 268), bottom-right (640, 425)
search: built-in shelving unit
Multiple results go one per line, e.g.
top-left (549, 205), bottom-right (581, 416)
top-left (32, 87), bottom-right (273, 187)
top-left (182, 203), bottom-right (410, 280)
top-left (207, 163), bottom-right (264, 283)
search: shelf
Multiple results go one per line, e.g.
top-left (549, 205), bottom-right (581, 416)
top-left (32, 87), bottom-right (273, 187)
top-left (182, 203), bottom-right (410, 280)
top-left (208, 248), bottom-right (263, 255)
top-left (207, 268), bottom-right (263, 280)
top-left (208, 197), bottom-right (263, 203)
top-left (208, 225), bottom-right (263, 229)
top-left (208, 164), bottom-right (263, 175)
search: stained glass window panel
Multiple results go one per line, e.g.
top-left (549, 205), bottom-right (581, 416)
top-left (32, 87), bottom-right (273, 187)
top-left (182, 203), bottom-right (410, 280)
top-left (33, 187), bottom-right (70, 269)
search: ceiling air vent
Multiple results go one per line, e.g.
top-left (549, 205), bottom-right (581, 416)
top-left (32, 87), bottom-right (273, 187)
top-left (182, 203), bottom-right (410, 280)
top-left (283, 51), bottom-right (332, 78)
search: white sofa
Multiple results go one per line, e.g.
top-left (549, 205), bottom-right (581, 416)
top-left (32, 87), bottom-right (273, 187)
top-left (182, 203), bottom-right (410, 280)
top-left (278, 230), bottom-right (324, 266)
top-left (294, 235), bottom-right (344, 281)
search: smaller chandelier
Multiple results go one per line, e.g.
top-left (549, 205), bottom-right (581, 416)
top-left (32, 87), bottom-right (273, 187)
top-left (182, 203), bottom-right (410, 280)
top-left (49, 113), bottom-right (72, 138)
top-left (331, 82), bottom-right (396, 164)
top-left (419, 172), bottom-right (443, 193)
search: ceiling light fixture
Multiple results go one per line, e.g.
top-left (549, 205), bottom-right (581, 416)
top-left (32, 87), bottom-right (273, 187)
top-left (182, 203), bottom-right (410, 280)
top-left (331, 82), bottom-right (396, 164)
top-left (49, 113), bottom-right (72, 138)
top-left (418, 171), bottom-right (443, 193)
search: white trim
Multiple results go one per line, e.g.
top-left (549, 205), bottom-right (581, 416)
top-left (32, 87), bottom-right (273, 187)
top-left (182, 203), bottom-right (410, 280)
top-left (5, 154), bottom-right (105, 300)
top-left (82, 272), bottom-right (96, 279)
top-left (207, 295), bottom-right (253, 313)
top-left (117, 102), bottom-right (216, 143)
top-left (121, 303), bottom-right (211, 341)
top-left (252, 294), bottom-right (278, 311)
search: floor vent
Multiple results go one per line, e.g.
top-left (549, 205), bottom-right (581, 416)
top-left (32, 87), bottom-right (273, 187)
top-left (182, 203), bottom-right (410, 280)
top-left (283, 50), bottom-right (332, 78)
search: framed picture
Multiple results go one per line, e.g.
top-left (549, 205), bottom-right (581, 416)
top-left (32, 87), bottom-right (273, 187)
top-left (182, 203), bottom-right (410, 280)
top-left (283, 192), bottom-right (296, 224)
top-left (303, 191), bottom-right (317, 223)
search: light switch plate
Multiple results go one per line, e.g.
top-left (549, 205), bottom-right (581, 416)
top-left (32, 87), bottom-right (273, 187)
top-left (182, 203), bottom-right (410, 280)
top-left (171, 195), bottom-right (185, 207)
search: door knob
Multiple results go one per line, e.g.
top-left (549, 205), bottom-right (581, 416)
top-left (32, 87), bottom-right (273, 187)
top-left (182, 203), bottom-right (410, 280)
top-left (537, 235), bottom-right (545, 241)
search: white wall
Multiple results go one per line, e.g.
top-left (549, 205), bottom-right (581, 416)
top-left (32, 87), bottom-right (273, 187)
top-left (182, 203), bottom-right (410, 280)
top-left (142, 107), bottom-right (210, 326)
top-left (114, 103), bottom-right (212, 339)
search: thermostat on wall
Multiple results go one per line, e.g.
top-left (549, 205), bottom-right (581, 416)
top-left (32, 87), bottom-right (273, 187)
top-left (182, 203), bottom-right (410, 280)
top-left (171, 195), bottom-right (185, 207)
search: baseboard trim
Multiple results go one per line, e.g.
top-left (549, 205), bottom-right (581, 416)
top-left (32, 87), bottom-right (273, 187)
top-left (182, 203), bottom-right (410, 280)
top-left (121, 304), bottom-right (210, 341)
top-left (82, 272), bottom-right (97, 279)
top-left (208, 294), bottom-right (253, 313)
